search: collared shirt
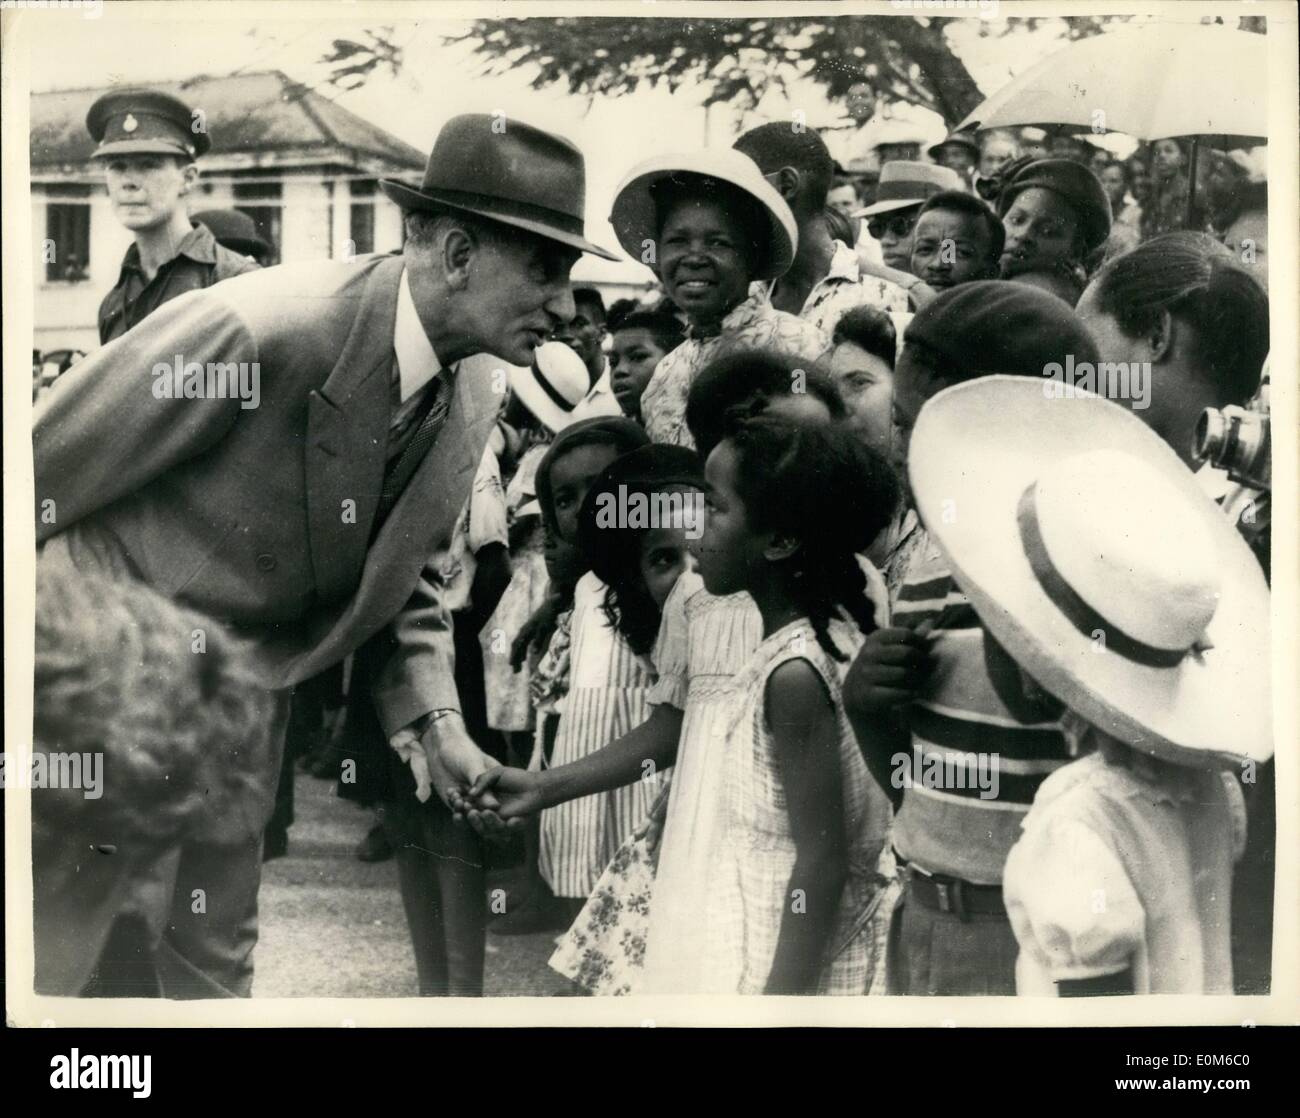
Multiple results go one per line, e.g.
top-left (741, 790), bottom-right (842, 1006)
top-left (97, 222), bottom-right (259, 345)
top-left (639, 291), bottom-right (830, 448)
top-left (386, 268), bottom-right (448, 459)
top-left (1004, 752), bottom-right (1244, 994)
top-left (754, 239), bottom-right (910, 337)
top-left (570, 362), bottom-right (623, 423)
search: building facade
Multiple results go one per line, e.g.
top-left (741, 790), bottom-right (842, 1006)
top-left (30, 71), bottom-right (425, 353)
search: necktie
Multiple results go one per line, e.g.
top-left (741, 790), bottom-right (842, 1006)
top-left (375, 368), bottom-right (452, 527)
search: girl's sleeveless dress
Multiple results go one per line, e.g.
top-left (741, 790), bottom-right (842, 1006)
top-left (552, 573), bottom-right (898, 994)
top-left (703, 618), bottom-right (897, 994)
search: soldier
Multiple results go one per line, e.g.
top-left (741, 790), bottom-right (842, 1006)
top-left (86, 89), bottom-right (258, 345)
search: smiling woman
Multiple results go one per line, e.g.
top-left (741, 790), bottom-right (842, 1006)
top-left (607, 149), bottom-right (830, 447)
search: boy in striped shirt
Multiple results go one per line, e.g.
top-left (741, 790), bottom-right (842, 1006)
top-left (844, 282), bottom-right (1102, 995)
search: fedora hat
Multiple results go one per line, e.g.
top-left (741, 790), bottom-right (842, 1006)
top-left (909, 377), bottom-right (1271, 769)
top-left (927, 133), bottom-right (980, 160)
top-left (380, 114), bottom-right (618, 260)
top-left (192, 209), bottom-right (270, 260)
top-left (508, 341), bottom-right (591, 434)
top-left (854, 160), bottom-right (967, 217)
top-left (608, 149), bottom-right (797, 280)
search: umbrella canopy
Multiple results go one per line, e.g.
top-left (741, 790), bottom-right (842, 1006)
top-left (957, 23), bottom-right (1268, 141)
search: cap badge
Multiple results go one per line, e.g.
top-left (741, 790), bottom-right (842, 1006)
top-left (122, 113), bottom-right (139, 134)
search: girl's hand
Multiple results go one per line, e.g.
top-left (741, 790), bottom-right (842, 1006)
top-left (468, 766), bottom-right (546, 821)
top-left (843, 623), bottom-right (935, 717)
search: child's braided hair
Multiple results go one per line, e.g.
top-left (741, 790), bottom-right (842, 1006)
top-left (720, 413), bottom-right (899, 661)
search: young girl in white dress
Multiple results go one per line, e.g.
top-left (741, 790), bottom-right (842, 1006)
top-left (656, 415), bottom-right (898, 993)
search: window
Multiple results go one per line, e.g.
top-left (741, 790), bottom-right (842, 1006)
top-left (350, 179), bottom-right (375, 256)
top-left (44, 188), bottom-right (91, 282)
top-left (233, 181), bottom-right (283, 265)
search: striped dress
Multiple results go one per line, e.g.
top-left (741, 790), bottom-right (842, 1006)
top-left (890, 543), bottom-right (1074, 885)
top-left (538, 571), bottom-right (667, 899)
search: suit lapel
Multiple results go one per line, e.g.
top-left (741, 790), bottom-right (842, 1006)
top-left (363, 351), bottom-right (502, 587)
top-left (304, 255), bottom-right (404, 602)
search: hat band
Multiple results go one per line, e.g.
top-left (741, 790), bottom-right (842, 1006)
top-left (414, 185), bottom-right (585, 238)
top-left (532, 361), bottom-right (579, 415)
top-left (1016, 485), bottom-right (1189, 669)
top-left (875, 180), bottom-right (936, 204)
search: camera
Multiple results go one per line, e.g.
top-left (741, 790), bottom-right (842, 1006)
top-left (1192, 380), bottom-right (1271, 491)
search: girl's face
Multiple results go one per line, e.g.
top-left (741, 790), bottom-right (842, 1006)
top-left (638, 523), bottom-right (692, 610)
top-left (1127, 159), bottom-right (1151, 203)
top-left (543, 528), bottom-right (585, 587)
top-left (1153, 139), bottom-right (1184, 179)
top-left (1099, 165), bottom-right (1127, 208)
top-left (549, 442), bottom-right (622, 544)
top-left (1000, 187), bottom-right (1083, 276)
top-left (695, 440), bottom-right (765, 597)
top-left (829, 340), bottom-right (895, 458)
top-left (610, 329), bottom-right (669, 416)
top-left (658, 198), bottom-right (755, 328)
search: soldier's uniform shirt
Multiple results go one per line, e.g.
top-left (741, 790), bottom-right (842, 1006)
top-left (97, 222), bottom-right (259, 345)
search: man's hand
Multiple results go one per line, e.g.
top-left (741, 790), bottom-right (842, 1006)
top-left (843, 623), bottom-right (935, 718)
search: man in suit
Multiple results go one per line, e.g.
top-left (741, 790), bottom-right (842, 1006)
top-left (33, 113), bottom-right (617, 997)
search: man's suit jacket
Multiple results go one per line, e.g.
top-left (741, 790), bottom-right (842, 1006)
top-left (35, 252), bottom-right (502, 744)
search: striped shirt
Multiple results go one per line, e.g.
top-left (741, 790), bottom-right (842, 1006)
top-left (890, 544), bottom-right (1073, 885)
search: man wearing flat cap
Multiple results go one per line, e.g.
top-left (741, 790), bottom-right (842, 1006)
top-left (34, 112), bottom-right (615, 998)
top-left (87, 89), bottom-right (259, 345)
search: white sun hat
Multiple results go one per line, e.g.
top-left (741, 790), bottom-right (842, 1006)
top-left (909, 376), bottom-right (1271, 769)
top-left (508, 341), bottom-right (590, 434)
top-left (608, 148), bottom-right (798, 280)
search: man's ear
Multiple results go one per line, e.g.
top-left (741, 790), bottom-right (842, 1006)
top-left (179, 162), bottom-right (200, 197)
top-left (763, 532), bottom-right (802, 564)
top-left (1148, 307), bottom-right (1175, 362)
top-left (773, 165), bottom-right (800, 203)
top-left (441, 226), bottom-right (475, 291)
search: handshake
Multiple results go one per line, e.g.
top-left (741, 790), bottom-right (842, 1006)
top-left (390, 715), bottom-right (547, 840)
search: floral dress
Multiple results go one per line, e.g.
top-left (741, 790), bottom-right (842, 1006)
top-left (551, 566), bottom-right (897, 995)
top-left (639, 292), bottom-right (829, 449)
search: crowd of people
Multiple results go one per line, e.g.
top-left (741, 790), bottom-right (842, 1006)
top-left (30, 82), bottom-right (1274, 1002)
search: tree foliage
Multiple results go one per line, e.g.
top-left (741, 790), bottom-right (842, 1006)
top-left (438, 14), bottom-right (1125, 126)
top-left (315, 13), bottom-right (1263, 126)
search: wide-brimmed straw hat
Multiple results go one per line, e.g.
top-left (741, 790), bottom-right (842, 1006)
top-left (380, 114), bottom-right (618, 260)
top-left (909, 376), bottom-right (1271, 769)
top-left (508, 341), bottom-right (590, 434)
top-left (608, 149), bottom-right (797, 280)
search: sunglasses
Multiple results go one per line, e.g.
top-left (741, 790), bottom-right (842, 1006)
top-left (866, 212), bottom-right (918, 240)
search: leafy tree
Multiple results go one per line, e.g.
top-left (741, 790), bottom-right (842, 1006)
top-left (315, 13), bottom-right (1263, 126)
